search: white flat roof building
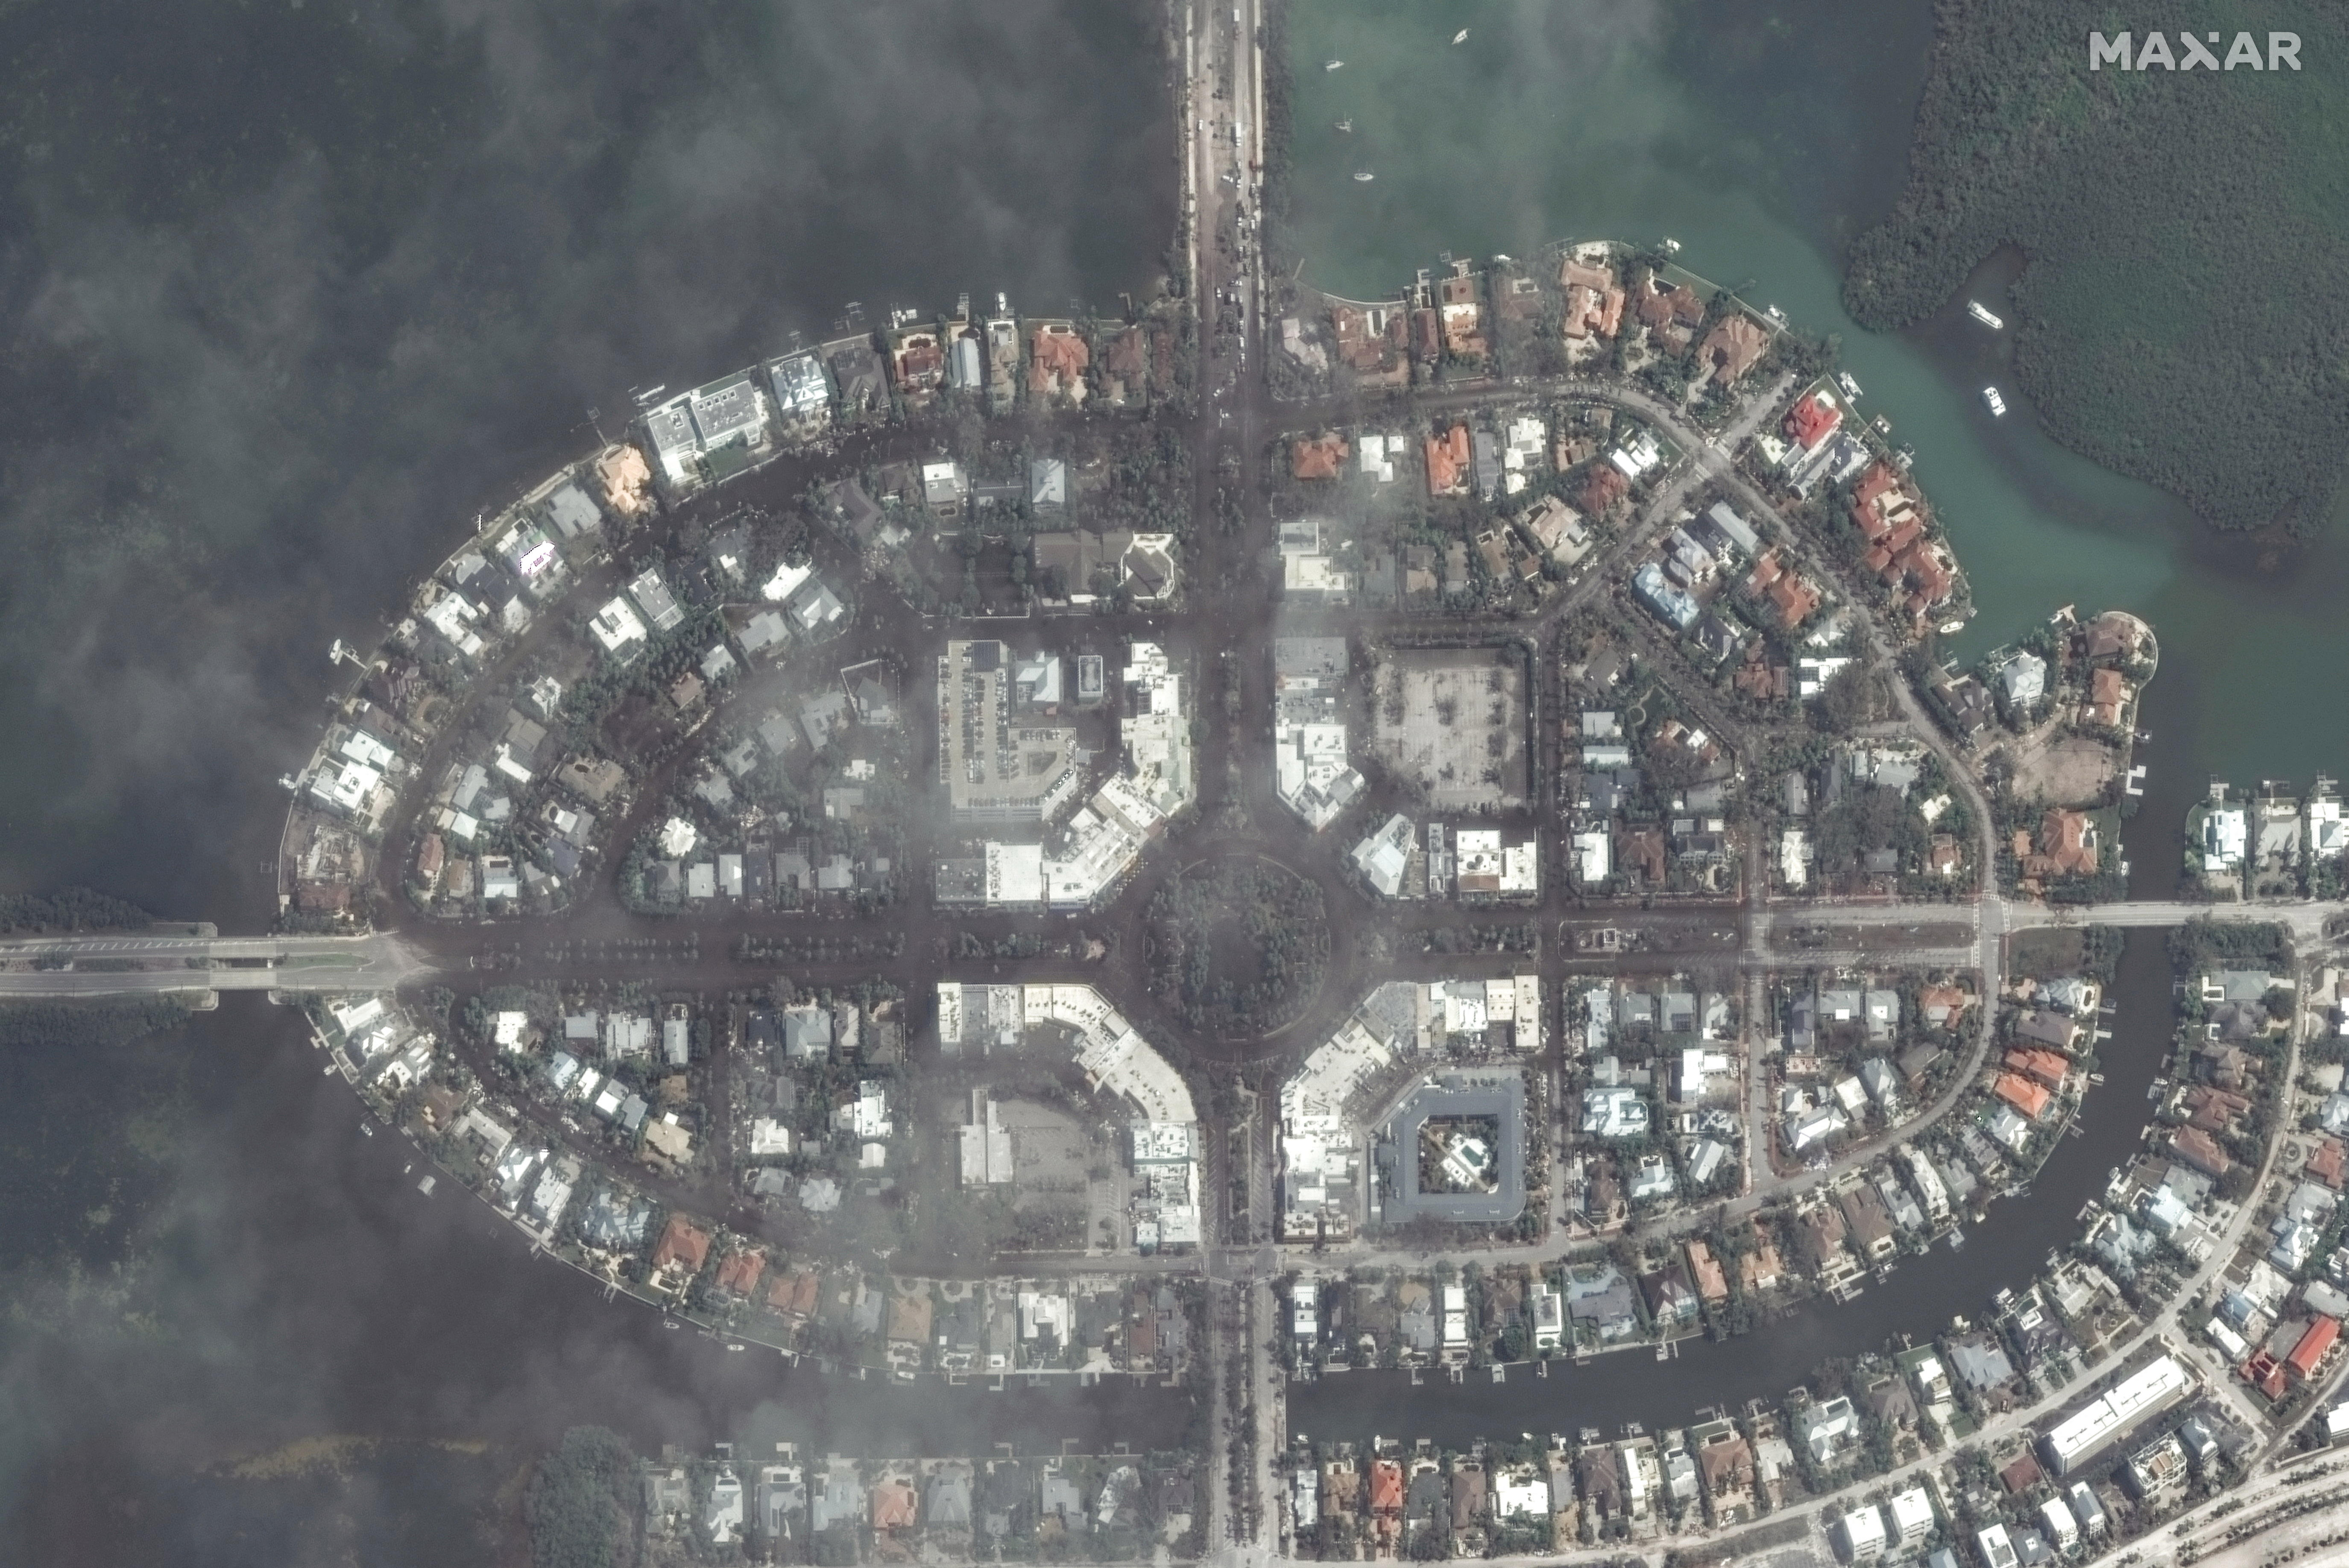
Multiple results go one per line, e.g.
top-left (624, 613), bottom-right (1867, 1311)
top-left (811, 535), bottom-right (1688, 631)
top-left (2039, 1354), bottom-right (2190, 1474)
top-left (1834, 1504), bottom-right (1886, 1562)
top-left (589, 595), bottom-right (648, 655)
top-left (1886, 1486), bottom-right (1935, 1545)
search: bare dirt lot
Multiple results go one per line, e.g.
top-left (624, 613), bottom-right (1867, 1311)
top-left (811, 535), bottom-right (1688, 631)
top-left (2002, 728), bottom-right (2118, 807)
top-left (1366, 647), bottom-right (1527, 812)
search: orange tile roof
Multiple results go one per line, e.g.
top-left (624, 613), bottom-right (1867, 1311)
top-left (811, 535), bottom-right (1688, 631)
top-left (1369, 1460), bottom-right (1404, 1514)
top-left (713, 1246), bottom-right (766, 1297)
top-left (1425, 424), bottom-right (1471, 496)
top-left (1993, 1074), bottom-right (2051, 1120)
top-left (1560, 259), bottom-right (1615, 294)
top-left (870, 1478), bottom-right (918, 1531)
top-left (1028, 325), bottom-right (1090, 392)
top-left (1686, 1240), bottom-right (1729, 1302)
top-left (1700, 315), bottom-right (1767, 385)
top-left (2310, 1138), bottom-right (2348, 1190)
top-left (2004, 1048), bottom-right (2071, 1089)
top-left (1292, 433), bottom-right (1350, 480)
top-left (766, 1267), bottom-right (820, 1317)
top-left (651, 1214), bottom-right (712, 1274)
top-left (1919, 983), bottom-right (1971, 1021)
top-left (2040, 808), bottom-right (2097, 876)
top-left (1579, 465), bottom-right (1629, 515)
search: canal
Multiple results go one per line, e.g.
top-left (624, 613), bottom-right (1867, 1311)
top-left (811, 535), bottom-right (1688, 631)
top-left (1280, 0), bottom-right (2293, 1443)
top-left (1289, 929), bottom-right (2176, 1446)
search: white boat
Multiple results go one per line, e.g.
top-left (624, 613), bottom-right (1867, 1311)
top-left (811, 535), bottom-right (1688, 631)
top-left (1659, 237), bottom-right (1681, 254)
top-left (1324, 59), bottom-right (1343, 70)
top-left (1836, 372), bottom-right (1863, 399)
top-left (1982, 386), bottom-right (2007, 416)
top-left (1938, 619), bottom-right (1968, 636)
top-left (1453, 29), bottom-right (1469, 44)
top-left (1353, 170), bottom-right (1374, 182)
top-left (1334, 119), bottom-right (1352, 132)
top-left (1967, 300), bottom-right (2003, 329)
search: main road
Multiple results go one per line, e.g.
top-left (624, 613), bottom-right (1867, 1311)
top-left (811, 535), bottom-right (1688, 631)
top-left (0, 930), bottom-right (432, 997)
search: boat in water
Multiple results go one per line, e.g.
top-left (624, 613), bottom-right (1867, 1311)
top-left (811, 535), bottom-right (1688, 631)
top-left (1967, 300), bottom-right (2004, 329)
top-left (1982, 386), bottom-right (2008, 416)
top-left (1334, 119), bottom-right (1352, 132)
top-left (1353, 170), bottom-right (1374, 182)
top-left (1938, 619), bottom-right (1968, 636)
top-left (1324, 59), bottom-right (1343, 70)
top-left (1453, 29), bottom-right (1469, 44)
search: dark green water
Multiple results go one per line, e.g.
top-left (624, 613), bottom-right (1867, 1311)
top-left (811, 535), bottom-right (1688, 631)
top-left (1287, 0), bottom-right (2349, 798)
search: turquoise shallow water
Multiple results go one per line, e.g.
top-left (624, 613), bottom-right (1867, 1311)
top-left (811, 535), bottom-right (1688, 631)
top-left (1286, 0), bottom-right (2349, 796)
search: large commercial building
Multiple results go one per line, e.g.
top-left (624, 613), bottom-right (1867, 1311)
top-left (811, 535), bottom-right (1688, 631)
top-left (937, 643), bottom-right (1195, 911)
top-left (937, 640), bottom-right (1082, 821)
top-left (2038, 1355), bottom-right (2191, 1474)
top-left (1273, 637), bottom-right (1365, 831)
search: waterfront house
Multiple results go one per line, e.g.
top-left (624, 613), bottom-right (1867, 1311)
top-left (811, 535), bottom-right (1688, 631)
top-left (1691, 1420), bottom-right (1756, 1524)
top-left (1837, 1185), bottom-right (1899, 1261)
top-left (1794, 1396), bottom-right (1858, 1467)
top-left (1699, 313), bottom-right (1767, 386)
top-left (1559, 258), bottom-right (1626, 340)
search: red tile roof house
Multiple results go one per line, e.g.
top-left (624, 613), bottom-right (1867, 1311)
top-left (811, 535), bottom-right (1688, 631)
top-left (2004, 1048), bottom-right (2071, 1090)
top-left (712, 1246), bottom-right (767, 1300)
top-left (2289, 1315), bottom-right (2340, 1385)
top-left (1369, 1460), bottom-right (1405, 1515)
top-left (1746, 550), bottom-right (1821, 631)
top-left (2309, 1138), bottom-right (2349, 1190)
top-left (1634, 278), bottom-right (1707, 349)
top-left (1578, 464), bottom-right (1630, 516)
top-left (2170, 1126), bottom-right (2232, 1178)
top-left (2182, 1084), bottom-right (2253, 1134)
top-left (870, 1477), bottom-right (918, 1532)
top-left (1559, 259), bottom-right (1627, 339)
top-left (1425, 425), bottom-right (1471, 497)
top-left (1292, 433), bottom-right (1350, 480)
top-left (1993, 1074), bottom-right (2052, 1120)
top-left (2021, 808), bottom-right (2098, 880)
top-left (2245, 1347), bottom-right (2287, 1401)
top-left (1848, 463), bottom-right (1915, 542)
top-left (1783, 391), bottom-right (1840, 451)
top-left (1699, 314), bottom-right (1768, 386)
top-left (649, 1214), bottom-right (712, 1290)
top-left (2088, 666), bottom-right (2129, 727)
top-left (1028, 323), bottom-right (1090, 400)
